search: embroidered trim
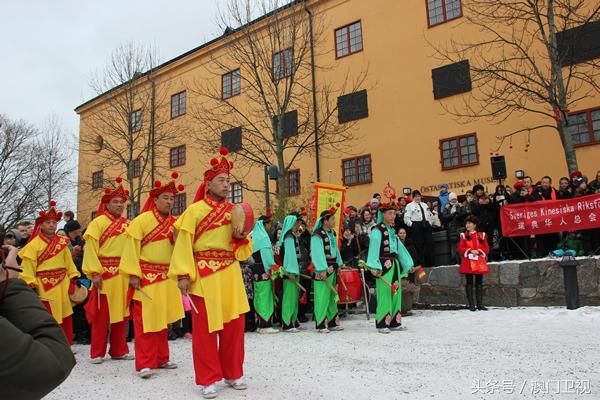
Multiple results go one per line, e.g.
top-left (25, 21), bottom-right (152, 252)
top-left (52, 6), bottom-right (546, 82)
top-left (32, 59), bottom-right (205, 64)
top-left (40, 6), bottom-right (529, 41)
top-left (37, 269), bottom-right (66, 291)
top-left (99, 213), bottom-right (128, 247)
top-left (141, 210), bottom-right (175, 247)
top-left (99, 256), bottom-right (121, 280)
top-left (140, 261), bottom-right (169, 286)
top-left (195, 250), bottom-right (235, 278)
top-left (38, 235), bottom-right (69, 264)
top-left (193, 201), bottom-right (233, 243)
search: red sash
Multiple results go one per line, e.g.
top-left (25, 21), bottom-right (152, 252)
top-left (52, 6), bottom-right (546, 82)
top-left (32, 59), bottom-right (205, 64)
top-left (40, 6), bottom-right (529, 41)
top-left (140, 261), bottom-right (169, 286)
top-left (99, 256), bottom-right (121, 280)
top-left (194, 199), bottom-right (233, 243)
top-left (141, 210), bottom-right (175, 248)
top-left (99, 213), bottom-right (128, 247)
top-left (195, 250), bottom-right (236, 277)
top-left (37, 269), bottom-right (66, 291)
top-left (38, 235), bottom-right (70, 265)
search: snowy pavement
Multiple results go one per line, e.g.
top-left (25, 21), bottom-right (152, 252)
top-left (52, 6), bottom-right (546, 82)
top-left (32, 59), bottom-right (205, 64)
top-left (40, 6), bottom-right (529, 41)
top-left (48, 307), bottom-right (600, 400)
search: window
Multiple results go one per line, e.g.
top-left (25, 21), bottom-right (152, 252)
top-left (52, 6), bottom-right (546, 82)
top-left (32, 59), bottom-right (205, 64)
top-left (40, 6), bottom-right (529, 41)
top-left (342, 155), bottom-right (372, 186)
top-left (440, 134), bottom-right (479, 170)
top-left (222, 70), bottom-right (241, 99)
top-left (426, 0), bottom-right (462, 27)
top-left (338, 89), bottom-right (369, 123)
top-left (557, 20), bottom-right (600, 66)
top-left (221, 127), bottom-right (242, 152)
top-left (91, 211), bottom-right (97, 220)
top-left (171, 91), bottom-right (186, 118)
top-left (170, 145), bottom-right (186, 168)
top-left (287, 170), bottom-right (300, 196)
top-left (432, 60), bottom-right (471, 99)
top-left (272, 110), bottom-right (298, 138)
top-left (130, 109), bottom-right (142, 132)
top-left (92, 170), bottom-right (104, 189)
top-left (130, 159), bottom-right (141, 179)
top-left (568, 108), bottom-right (600, 146)
top-left (172, 193), bottom-right (187, 215)
top-left (228, 182), bottom-right (243, 204)
top-left (127, 202), bottom-right (139, 219)
top-left (273, 48), bottom-right (294, 80)
top-left (335, 21), bottom-right (363, 58)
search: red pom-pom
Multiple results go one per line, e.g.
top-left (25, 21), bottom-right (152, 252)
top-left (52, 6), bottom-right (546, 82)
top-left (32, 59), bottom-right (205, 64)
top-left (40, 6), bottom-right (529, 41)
top-left (49, 200), bottom-right (56, 207)
top-left (329, 207), bottom-right (336, 215)
top-left (116, 177), bottom-right (123, 184)
top-left (154, 180), bottom-right (162, 188)
top-left (104, 188), bottom-right (111, 194)
top-left (335, 202), bottom-right (340, 208)
top-left (302, 212), bottom-right (308, 217)
top-left (125, 190), bottom-right (130, 196)
top-left (300, 207), bottom-right (306, 211)
top-left (267, 213), bottom-right (273, 218)
top-left (177, 184), bottom-right (185, 191)
top-left (171, 171), bottom-right (179, 179)
top-left (39, 211), bottom-right (46, 217)
top-left (210, 158), bottom-right (219, 166)
top-left (219, 147), bottom-right (229, 156)
top-left (390, 194), bottom-right (396, 199)
top-left (266, 208), bottom-right (271, 212)
top-left (229, 161), bottom-right (234, 168)
top-left (57, 212), bottom-right (63, 219)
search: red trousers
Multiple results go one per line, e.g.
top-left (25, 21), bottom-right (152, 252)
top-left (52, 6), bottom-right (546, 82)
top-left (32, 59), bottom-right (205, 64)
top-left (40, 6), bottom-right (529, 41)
top-left (90, 294), bottom-right (129, 359)
top-left (190, 295), bottom-right (245, 386)
top-left (42, 301), bottom-right (73, 345)
top-left (132, 301), bottom-right (169, 371)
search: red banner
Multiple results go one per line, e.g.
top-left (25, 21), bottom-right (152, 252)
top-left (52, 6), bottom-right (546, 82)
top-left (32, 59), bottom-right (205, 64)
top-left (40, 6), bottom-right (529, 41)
top-left (500, 194), bottom-right (600, 237)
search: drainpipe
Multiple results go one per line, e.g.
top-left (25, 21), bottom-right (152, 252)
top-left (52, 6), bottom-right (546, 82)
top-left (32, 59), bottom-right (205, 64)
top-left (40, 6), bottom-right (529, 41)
top-left (303, 0), bottom-right (320, 182)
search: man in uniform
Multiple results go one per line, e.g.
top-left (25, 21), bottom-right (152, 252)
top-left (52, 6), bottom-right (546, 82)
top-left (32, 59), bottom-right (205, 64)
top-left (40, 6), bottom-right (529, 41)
top-left (169, 148), bottom-right (252, 399)
top-left (83, 177), bottom-right (133, 363)
top-left (19, 201), bottom-right (80, 344)
top-left (120, 172), bottom-right (186, 378)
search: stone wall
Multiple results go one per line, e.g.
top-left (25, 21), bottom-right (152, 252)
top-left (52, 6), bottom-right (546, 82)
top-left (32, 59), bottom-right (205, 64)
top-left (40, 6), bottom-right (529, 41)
top-left (417, 257), bottom-right (600, 307)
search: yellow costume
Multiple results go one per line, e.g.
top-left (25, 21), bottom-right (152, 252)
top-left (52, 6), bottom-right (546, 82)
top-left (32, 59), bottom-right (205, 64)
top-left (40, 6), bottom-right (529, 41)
top-left (169, 196), bottom-right (252, 333)
top-left (83, 212), bottom-right (130, 323)
top-left (120, 209), bottom-right (184, 333)
top-left (19, 234), bottom-right (79, 324)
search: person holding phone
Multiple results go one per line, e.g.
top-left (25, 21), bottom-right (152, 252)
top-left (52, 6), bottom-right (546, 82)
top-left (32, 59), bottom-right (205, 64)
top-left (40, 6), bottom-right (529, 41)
top-left (1, 244), bottom-right (76, 399)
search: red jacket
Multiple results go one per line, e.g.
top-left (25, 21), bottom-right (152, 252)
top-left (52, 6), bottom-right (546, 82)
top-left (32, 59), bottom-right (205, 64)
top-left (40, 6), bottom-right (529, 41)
top-left (457, 231), bottom-right (490, 275)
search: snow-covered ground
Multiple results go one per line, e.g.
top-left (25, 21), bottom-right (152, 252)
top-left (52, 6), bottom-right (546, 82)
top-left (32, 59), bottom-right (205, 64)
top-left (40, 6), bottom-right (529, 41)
top-left (48, 307), bottom-right (600, 400)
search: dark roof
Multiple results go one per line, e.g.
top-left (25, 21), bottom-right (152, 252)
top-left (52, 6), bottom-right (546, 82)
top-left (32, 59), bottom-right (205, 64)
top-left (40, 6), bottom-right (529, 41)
top-left (74, 0), bottom-right (305, 113)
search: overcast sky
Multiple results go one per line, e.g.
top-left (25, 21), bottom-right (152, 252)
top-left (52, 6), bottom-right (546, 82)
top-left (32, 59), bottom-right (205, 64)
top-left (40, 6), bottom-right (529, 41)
top-left (0, 1), bottom-right (224, 211)
top-left (0, 0), bottom-right (223, 135)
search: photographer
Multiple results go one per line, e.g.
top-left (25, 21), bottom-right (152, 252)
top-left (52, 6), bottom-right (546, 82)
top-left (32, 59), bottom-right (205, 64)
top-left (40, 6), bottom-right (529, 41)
top-left (0, 244), bottom-right (76, 400)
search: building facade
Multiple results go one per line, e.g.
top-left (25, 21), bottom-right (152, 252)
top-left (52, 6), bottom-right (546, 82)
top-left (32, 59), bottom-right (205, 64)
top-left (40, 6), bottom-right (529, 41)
top-left (76, 0), bottom-right (600, 225)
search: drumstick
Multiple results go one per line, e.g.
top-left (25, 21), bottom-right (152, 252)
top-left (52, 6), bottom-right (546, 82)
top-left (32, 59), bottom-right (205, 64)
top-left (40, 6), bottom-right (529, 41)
top-left (185, 293), bottom-right (199, 314)
top-left (291, 279), bottom-right (306, 292)
top-left (338, 270), bottom-right (348, 291)
top-left (137, 287), bottom-right (153, 301)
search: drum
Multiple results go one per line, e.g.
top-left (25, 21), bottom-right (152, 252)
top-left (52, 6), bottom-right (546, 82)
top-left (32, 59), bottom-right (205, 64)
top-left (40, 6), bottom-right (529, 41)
top-left (231, 202), bottom-right (254, 234)
top-left (69, 284), bottom-right (88, 304)
top-left (337, 268), bottom-right (362, 304)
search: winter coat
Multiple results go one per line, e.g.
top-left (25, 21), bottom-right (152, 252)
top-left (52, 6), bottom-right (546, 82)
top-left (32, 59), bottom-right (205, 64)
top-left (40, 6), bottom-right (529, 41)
top-left (457, 231), bottom-right (490, 275)
top-left (441, 203), bottom-right (467, 237)
top-left (0, 278), bottom-right (76, 399)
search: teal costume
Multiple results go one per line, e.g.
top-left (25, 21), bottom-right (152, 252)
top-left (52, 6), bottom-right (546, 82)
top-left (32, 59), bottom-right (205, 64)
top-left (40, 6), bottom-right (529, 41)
top-left (251, 220), bottom-right (276, 328)
top-left (366, 219), bottom-right (414, 329)
top-left (310, 217), bottom-right (343, 329)
top-left (279, 214), bottom-right (301, 330)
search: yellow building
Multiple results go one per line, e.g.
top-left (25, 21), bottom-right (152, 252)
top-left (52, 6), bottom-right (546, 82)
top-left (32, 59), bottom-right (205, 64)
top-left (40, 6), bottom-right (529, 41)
top-left (76, 0), bottom-right (600, 225)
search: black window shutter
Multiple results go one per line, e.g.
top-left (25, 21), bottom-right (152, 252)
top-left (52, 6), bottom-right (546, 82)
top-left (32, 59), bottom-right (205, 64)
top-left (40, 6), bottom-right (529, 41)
top-left (337, 89), bottom-right (369, 123)
top-left (273, 110), bottom-right (298, 138)
top-left (432, 60), bottom-right (472, 100)
top-left (557, 20), bottom-right (600, 66)
top-left (221, 126), bottom-right (242, 152)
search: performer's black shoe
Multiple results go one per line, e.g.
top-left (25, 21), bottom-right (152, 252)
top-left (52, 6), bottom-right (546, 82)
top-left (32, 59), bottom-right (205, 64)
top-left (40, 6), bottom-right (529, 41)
top-left (298, 314), bottom-right (309, 323)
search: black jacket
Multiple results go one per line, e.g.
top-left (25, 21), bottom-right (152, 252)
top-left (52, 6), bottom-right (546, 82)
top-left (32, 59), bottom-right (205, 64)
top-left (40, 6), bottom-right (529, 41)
top-left (0, 279), bottom-right (76, 400)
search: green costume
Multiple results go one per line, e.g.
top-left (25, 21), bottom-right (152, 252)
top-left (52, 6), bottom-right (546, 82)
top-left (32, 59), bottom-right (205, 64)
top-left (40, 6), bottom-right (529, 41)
top-left (310, 217), bottom-right (343, 329)
top-left (366, 220), bottom-right (413, 329)
top-left (251, 220), bottom-right (276, 328)
top-left (279, 214), bottom-right (301, 330)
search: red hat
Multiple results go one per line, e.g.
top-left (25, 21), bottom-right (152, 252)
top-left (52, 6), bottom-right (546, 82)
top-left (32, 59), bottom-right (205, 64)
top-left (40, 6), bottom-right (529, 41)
top-left (141, 171), bottom-right (185, 213)
top-left (194, 147), bottom-right (234, 202)
top-left (569, 170), bottom-right (582, 179)
top-left (30, 200), bottom-right (63, 242)
top-left (514, 181), bottom-right (525, 190)
top-left (96, 177), bottom-right (129, 216)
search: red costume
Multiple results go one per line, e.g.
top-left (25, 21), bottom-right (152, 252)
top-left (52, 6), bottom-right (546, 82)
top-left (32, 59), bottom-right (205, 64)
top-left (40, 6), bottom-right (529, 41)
top-left (457, 231), bottom-right (490, 275)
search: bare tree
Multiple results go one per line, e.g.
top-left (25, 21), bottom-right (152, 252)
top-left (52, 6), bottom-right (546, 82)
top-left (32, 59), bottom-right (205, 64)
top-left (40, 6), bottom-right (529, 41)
top-left (428, 0), bottom-right (599, 173)
top-left (0, 115), bottom-right (45, 230)
top-left (191, 0), bottom-right (367, 210)
top-left (80, 42), bottom-right (181, 217)
top-left (35, 115), bottom-right (74, 205)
